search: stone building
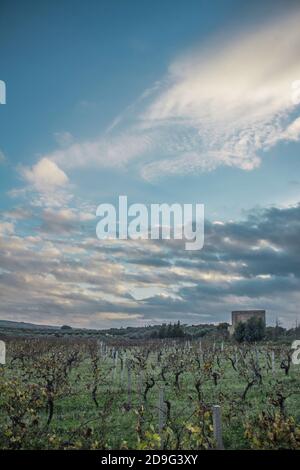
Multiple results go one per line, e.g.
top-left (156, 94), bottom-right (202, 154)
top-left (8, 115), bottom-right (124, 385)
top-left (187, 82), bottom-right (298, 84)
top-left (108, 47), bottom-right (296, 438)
top-left (228, 310), bottom-right (266, 335)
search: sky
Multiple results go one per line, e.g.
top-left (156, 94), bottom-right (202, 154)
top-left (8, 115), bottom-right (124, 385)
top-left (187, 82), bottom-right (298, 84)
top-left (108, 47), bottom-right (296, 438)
top-left (1, 0), bottom-right (300, 328)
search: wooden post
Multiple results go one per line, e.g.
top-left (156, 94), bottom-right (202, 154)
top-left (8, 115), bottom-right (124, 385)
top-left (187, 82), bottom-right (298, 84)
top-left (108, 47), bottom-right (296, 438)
top-left (121, 353), bottom-right (126, 384)
top-left (112, 351), bottom-right (118, 382)
top-left (271, 350), bottom-right (275, 374)
top-left (137, 370), bottom-right (143, 404)
top-left (199, 340), bottom-right (203, 364)
top-left (235, 346), bottom-right (238, 367)
top-left (212, 405), bottom-right (224, 450)
top-left (0, 340), bottom-right (5, 365)
top-left (127, 362), bottom-right (132, 407)
top-left (158, 387), bottom-right (166, 448)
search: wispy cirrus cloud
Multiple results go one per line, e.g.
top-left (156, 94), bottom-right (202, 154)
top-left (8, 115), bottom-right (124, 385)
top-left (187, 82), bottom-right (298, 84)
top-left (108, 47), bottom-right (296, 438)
top-left (25, 7), bottom-right (300, 183)
top-left (139, 8), bottom-right (300, 179)
top-left (48, 132), bottom-right (153, 170)
top-left (53, 131), bottom-right (74, 148)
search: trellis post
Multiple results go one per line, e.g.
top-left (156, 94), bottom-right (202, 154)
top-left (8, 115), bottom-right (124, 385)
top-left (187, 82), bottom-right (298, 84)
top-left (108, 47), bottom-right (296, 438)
top-left (127, 362), bottom-right (132, 407)
top-left (212, 405), bottom-right (224, 450)
top-left (158, 387), bottom-right (166, 448)
top-left (0, 340), bottom-right (5, 365)
top-left (271, 350), bottom-right (275, 374)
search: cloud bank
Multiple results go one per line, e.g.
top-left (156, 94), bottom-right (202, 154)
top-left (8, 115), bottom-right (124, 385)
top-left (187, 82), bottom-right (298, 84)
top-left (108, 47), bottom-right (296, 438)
top-left (1, 202), bottom-right (300, 328)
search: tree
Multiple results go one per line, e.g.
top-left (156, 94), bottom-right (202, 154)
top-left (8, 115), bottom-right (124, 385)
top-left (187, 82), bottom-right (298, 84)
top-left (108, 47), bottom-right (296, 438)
top-left (173, 321), bottom-right (184, 338)
top-left (217, 322), bottom-right (230, 339)
top-left (234, 317), bottom-right (266, 343)
top-left (156, 321), bottom-right (185, 339)
top-left (158, 323), bottom-right (167, 339)
top-left (61, 325), bottom-right (72, 331)
top-left (244, 317), bottom-right (265, 342)
top-left (234, 322), bottom-right (246, 343)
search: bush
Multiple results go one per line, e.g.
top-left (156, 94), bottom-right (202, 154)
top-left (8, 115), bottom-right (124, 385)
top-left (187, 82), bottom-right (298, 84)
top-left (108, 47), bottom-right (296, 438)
top-left (234, 317), bottom-right (265, 343)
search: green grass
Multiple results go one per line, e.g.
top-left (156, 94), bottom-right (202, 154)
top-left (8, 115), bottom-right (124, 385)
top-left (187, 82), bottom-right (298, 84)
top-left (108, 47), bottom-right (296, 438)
top-left (1, 341), bottom-right (299, 449)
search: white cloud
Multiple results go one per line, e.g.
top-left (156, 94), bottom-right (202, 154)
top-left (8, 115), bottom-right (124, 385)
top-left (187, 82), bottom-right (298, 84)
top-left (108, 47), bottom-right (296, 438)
top-left (40, 207), bottom-right (94, 234)
top-left (95, 312), bottom-right (143, 321)
top-left (1, 202), bottom-right (300, 327)
top-left (282, 116), bottom-right (300, 142)
top-left (138, 8), bottom-right (300, 179)
top-left (21, 7), bottom-right (300, 182)
top-left (0, 221), bottom-right (14, 236)
top-left (47, 132), bottom-right (152, 169)
top-left (20, 157), bottom-right (69, 191)
top-left (43, 207), bottom-right (94, 224)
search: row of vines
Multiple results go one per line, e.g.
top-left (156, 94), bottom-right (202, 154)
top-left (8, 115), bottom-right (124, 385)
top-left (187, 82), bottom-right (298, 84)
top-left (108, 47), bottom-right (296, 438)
top-left (0, 337), bottom-right (299, 449)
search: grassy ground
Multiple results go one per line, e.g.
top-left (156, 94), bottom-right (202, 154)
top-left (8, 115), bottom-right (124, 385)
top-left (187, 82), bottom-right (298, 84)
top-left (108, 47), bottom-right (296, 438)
top-left (0, 339), bottom-right (299, 449)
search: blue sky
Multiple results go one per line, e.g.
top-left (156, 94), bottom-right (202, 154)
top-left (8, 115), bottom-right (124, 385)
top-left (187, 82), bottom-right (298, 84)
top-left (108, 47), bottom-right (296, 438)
top-left (1, 0), bottom-right (300, 328)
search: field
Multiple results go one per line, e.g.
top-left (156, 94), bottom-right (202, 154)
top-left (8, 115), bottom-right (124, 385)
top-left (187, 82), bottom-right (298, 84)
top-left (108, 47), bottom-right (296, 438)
top-left (0, 337), bottom-right (299, 450)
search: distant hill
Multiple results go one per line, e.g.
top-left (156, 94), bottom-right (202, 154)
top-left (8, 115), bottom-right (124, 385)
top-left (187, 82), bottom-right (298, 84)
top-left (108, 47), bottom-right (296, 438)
top-left (0, 319), bottom-right (58, 330)
top-left (0, 318), bottom-right (230, 341)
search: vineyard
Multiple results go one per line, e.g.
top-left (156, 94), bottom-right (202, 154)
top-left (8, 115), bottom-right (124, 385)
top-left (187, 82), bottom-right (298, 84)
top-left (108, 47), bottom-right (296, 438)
top-left (0, 337), bottom-right (299, 450)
